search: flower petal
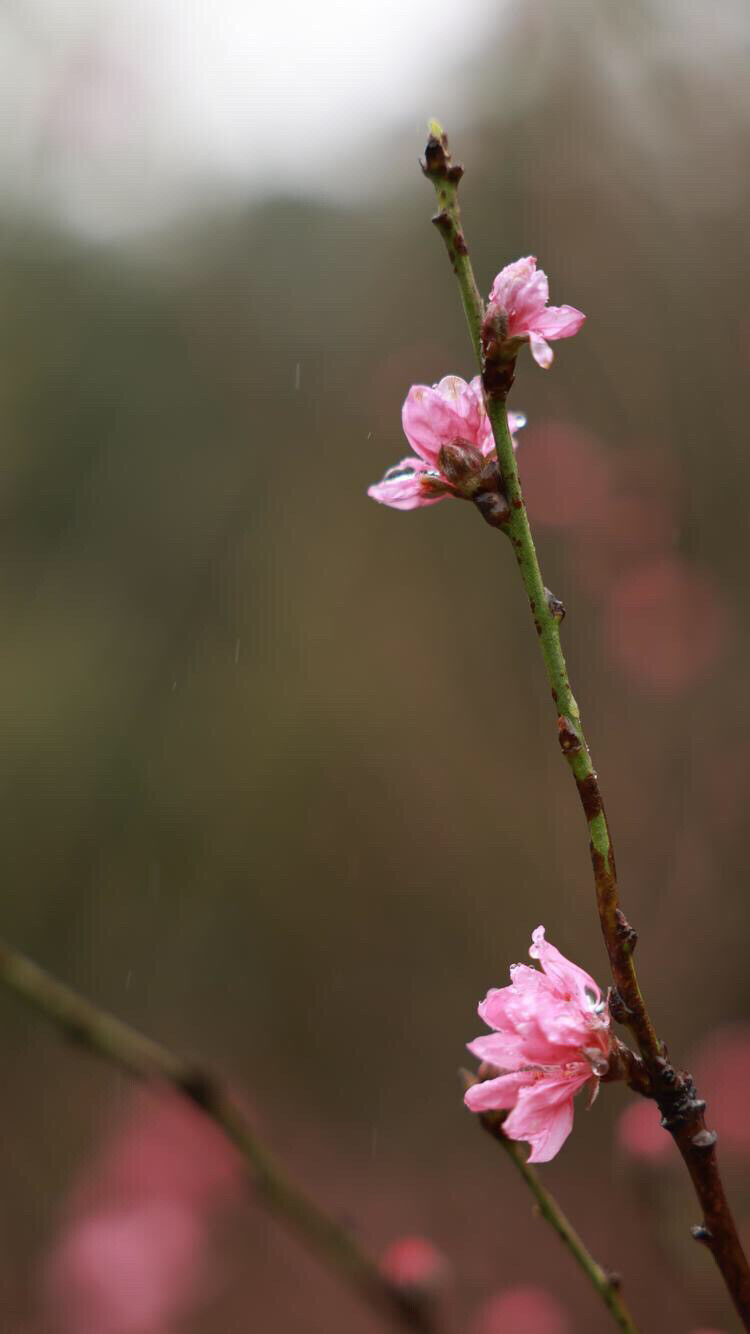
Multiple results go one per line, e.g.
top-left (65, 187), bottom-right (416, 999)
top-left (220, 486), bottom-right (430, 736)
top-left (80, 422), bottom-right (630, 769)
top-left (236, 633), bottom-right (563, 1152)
top-left (533, 304), bottom-right (586, 340)
top-left (487, 257), bottom-right (584, 366)
top-left (367, 458), bottom-right (449, 510)
top-left (467, 1033), bottom-right (526, 1070)
top-left (464, 1070), bottom-right (538, 1115)
top-left (529, 333), bottom-right (553, 368)
top-left (477, 969), bottom-right (544, 1032)
top-left (503, 1066), bottom-right (591, 1163)
top-left (401, 378), bottom-right (485, 466)
top-left (529, 926), bottom-right (602, 1011)
top-left (489, 257), bottom-right (549, 332)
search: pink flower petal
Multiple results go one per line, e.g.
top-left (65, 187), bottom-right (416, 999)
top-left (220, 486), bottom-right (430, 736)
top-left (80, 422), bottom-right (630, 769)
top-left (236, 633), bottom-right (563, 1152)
top-left (529, 332), bottom-right (554, 368)
top-left (504, 1067), bottom-right (592, 1163)
top-left (489, 257), bottom-right (549, 329)
top-left (368, 457), bottom-right (449, 510)
top-left (466, 1032), bottom-right (526, 1070)
top-left (488, 257), bottom-right (584, 367)
top-left (401, 377), bottom-right (486, 466)
top-left (477, 934), bottom-right (608, 1068)
top-left (463, 1070), bottom-right (538, 1115)
top-left (534, 304), bottom-right (586, 339)
top-left (530, 926), bottom-right (602, 1010)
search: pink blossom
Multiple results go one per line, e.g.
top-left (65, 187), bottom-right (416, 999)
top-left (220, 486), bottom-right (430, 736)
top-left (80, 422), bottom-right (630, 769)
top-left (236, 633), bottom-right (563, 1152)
top-left (42, 1200), bottom-right (206, 1334)
top-left (464, 926), bottom-right (611, 1162)
top-left (488, 257), bottom-right (585, 368)
top-left (89, 1089), bottom-right (243, 1211)
top-left (37, 1091), bottom-right (245, 1333)
top-left (471, 1284), bottom-right (570, 1334)
top-left (379, 1235), bottom-right (449, 1297)
top-left (368, 374), bottom-right (525, 511)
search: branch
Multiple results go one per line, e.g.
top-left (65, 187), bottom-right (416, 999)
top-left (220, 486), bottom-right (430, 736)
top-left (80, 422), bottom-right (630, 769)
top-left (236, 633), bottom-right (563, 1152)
top-left (0, 938), bottom-right (434, 1333)
top-left (475, 1101), bottom-right (638, 1333)
top-left (423, 124), bottom-right (750, 1328)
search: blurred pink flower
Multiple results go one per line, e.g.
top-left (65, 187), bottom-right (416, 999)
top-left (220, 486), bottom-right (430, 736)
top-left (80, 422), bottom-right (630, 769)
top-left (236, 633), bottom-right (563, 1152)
top-left (617, 1099), bottom-right (672, 1164)
top-left (692, 1026), bottom-right (750, 1155)
top-left (43, 1199), bottom-right (206, 1334)
top-left (488, 257), bottom-right (585, 368)
top-left (83, 1089), bottom-right (243, 1212)
top-left (368, 374), bottom-right (524, 511)
top-left (464, 927), bottom-right (611, 1162)
top-left (37, 1091), bottom-right (245, 1333)
top-left (379, 1235), bottom-right (449, 1297)
top-left (520, 422), bottom-right (613, 530)
top-left (603, 556), bottom-right (731, 693)
top-left (472, 1283), bottom-right (570, 1334)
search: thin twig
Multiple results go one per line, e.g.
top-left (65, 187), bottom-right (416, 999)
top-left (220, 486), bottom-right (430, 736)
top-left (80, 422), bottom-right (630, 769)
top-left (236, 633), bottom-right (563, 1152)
top-left (422, 124), bottom-right (750, 1328)
top-left (475, 1103), bottom-right (638, 1333)
top-left (0, 938), bottom-right (433, 1333)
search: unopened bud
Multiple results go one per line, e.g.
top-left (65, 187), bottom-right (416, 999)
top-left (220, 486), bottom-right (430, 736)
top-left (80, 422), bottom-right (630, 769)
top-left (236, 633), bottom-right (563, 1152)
top-left (474, 489), bottom-right (511, 528)
top-left (481, 302), bottom-right (525, 401)
top-left (438, 441), bottom-right (484, 489)
top-left (557, 716), bottom-right (581, 754)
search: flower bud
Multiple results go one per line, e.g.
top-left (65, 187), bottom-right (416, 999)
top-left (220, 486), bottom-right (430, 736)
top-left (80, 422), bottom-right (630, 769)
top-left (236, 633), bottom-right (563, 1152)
top-left (474, 489), bottom-right (511, 528)
top-left (481, 304), bottom-right (523, 401)
top-left (437, 441), bottom-right (484, 489)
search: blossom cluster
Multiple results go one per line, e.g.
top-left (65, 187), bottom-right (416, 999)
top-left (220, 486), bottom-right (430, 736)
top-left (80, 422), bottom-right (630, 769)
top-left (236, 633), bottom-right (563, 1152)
top-left (368, 258), bottom-right (584, 512)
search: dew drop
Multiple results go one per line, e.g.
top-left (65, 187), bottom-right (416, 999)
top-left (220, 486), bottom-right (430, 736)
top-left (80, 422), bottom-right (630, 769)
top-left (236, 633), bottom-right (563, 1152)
top-left (584, 985), bottom-right (605, 1013)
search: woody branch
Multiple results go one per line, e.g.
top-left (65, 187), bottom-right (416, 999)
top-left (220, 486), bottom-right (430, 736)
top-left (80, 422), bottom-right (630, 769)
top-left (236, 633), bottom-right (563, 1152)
top-left (422, 123), bottom-right (750, 1328)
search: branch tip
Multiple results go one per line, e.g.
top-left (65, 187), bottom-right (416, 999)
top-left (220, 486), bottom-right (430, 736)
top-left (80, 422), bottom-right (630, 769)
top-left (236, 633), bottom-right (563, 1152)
top-left (421, 126), bottom-right (464, 186)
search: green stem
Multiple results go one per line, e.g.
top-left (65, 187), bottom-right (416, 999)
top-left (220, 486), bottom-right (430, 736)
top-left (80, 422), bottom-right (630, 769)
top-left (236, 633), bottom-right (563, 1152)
top-left (0, 938), bottom-right (433, 1333)
top-left (479, 1109), bottom-right (638, 1333)
top-left (423, 125), bottom-right (750, 1329)
top-left (422, 121), bottom-right (484, 364)
top-left (483, 400), bottom-right (658, 1058)
top-left (422, 122), bottom-right (658, 1064)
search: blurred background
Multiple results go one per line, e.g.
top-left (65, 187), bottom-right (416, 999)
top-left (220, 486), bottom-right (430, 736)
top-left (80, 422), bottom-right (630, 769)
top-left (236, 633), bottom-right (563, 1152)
top-left (0, 0), bottom-right (748, 1330)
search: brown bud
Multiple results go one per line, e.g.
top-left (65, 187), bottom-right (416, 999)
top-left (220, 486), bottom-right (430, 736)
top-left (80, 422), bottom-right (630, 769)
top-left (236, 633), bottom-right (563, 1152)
top-left (557, 716), bottom-right (582, 753)
top-left (481, 303), bottom-right (523, 400)
top-left (421, 126), bottom-right (463, 185)
top-left (438, 441), bottom-right (484, 488)
top-left (474, 489), bottom-right (511, 528)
